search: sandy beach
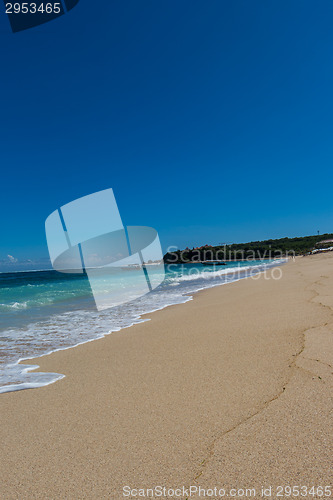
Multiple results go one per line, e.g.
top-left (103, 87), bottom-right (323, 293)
top-left (1, 253), bottom-right (332, 499)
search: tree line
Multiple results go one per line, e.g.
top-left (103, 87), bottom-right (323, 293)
top-left (163, 233), bottom-right (333, 263)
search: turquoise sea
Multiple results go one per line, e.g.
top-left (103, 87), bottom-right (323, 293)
top-left (0, 259), bottom-right (285, 393)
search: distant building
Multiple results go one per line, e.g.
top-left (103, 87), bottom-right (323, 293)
top-left (312, 239), bottom-right (333, 254)
top-left (315, 239), bottom-right (333, 247)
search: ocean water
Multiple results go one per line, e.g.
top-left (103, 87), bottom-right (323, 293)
top-left (0, 259), bottom-right (285, 393)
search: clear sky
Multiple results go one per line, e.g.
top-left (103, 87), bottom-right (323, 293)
top-left (1, 0), bottom-right (333, 270)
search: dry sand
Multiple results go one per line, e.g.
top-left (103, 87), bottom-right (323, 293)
top-left (0, 253), bottom-right (332, 499)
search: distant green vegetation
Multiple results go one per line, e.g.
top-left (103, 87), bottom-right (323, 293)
top-left (164, 233), bottom-right (333, 263)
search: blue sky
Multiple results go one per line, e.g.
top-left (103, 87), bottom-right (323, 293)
top-left (1, 0), bottom-right (333, 270)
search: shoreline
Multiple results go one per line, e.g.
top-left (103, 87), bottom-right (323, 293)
top-left (1, 253), bottom-right (332, 498)
top-left (0, 259), bottom-right (286, 394)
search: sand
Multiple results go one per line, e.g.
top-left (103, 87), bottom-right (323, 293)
top-left (0, 254), bottom-right (332, 499)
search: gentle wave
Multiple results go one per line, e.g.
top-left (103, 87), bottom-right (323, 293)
top-left (0, 301), bottom-right (28, 310)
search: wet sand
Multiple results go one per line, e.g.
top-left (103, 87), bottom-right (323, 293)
top-left (1, 254), bottom-right (332, 499)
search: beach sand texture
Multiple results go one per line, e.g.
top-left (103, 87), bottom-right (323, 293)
top-left (1, 253), bottom-right (332, 499)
